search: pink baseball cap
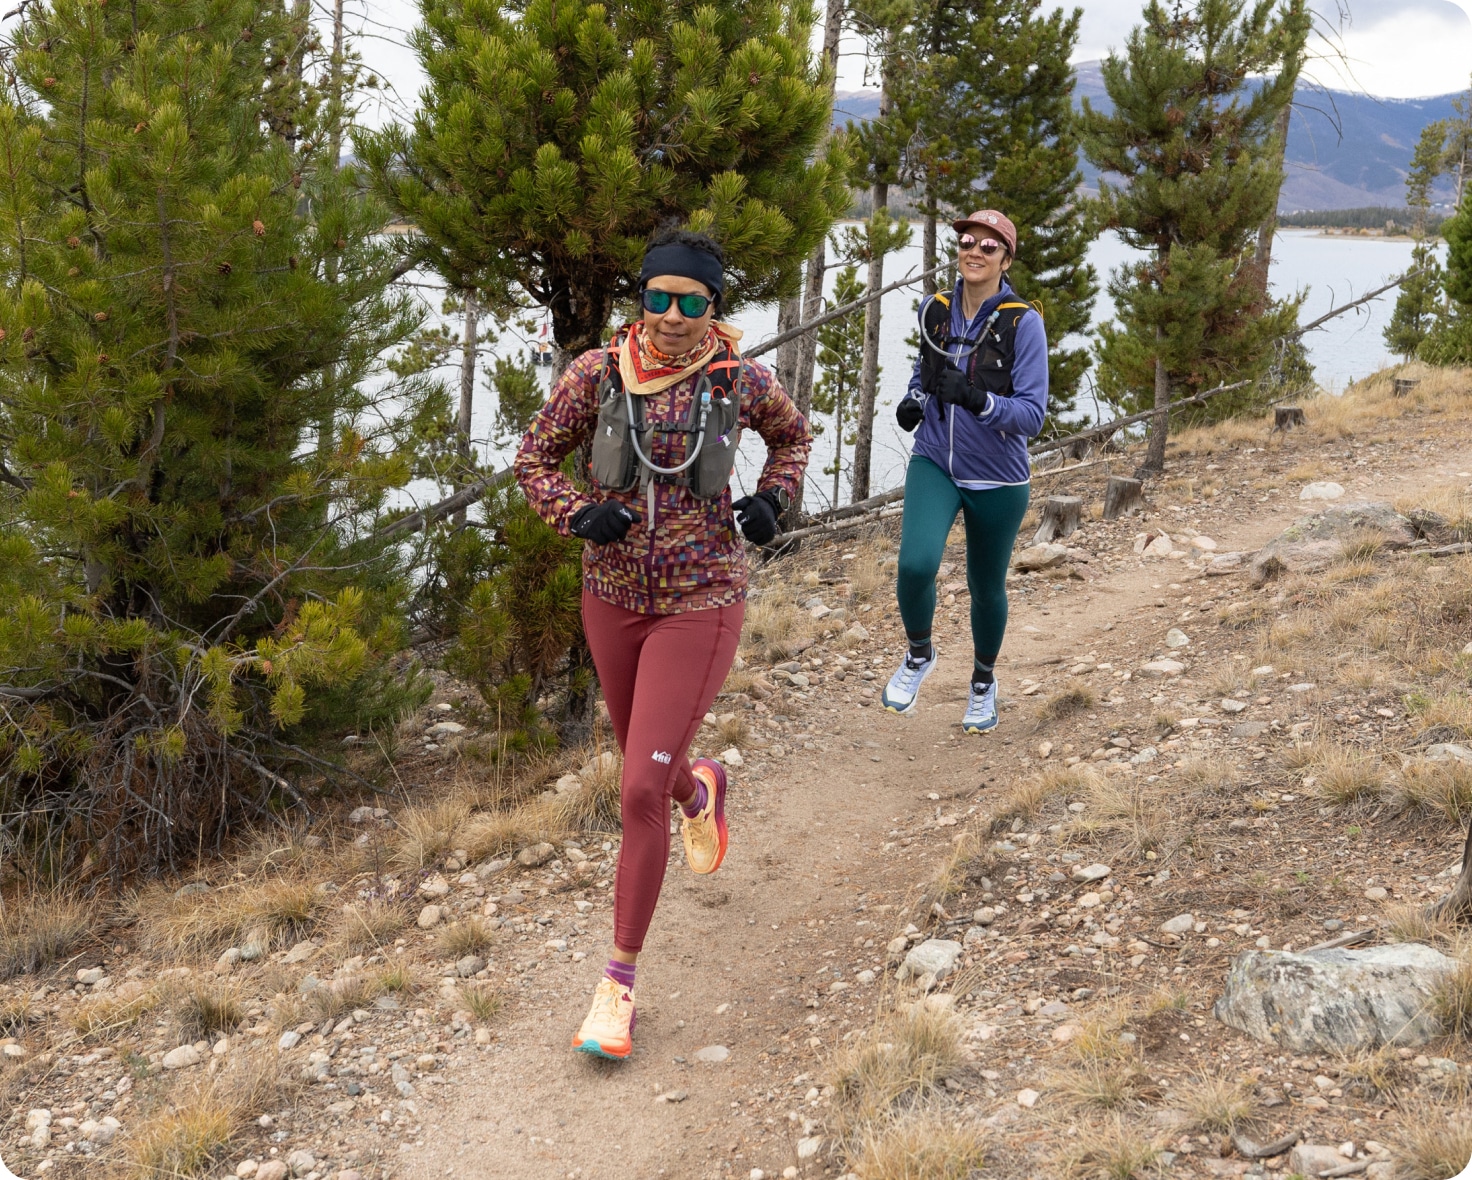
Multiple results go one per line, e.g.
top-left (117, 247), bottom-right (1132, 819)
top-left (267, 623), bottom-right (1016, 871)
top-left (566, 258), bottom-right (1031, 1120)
top-left (952, 209), bottom-right (1017, 256)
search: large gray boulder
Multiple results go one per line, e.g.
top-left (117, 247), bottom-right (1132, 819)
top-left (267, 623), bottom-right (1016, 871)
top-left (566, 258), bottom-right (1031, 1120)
top-left (1251, 501), bottom-right (1416, 584)
top-left (1214, 943), bottom-right (1460, 1052)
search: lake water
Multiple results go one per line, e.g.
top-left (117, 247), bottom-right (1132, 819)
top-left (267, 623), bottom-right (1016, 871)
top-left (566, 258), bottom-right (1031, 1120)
top-left (400, 227), bottom-right (1440, 515)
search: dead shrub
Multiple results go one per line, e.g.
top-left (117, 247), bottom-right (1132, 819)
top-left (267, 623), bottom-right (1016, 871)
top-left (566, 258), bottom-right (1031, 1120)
top-left (1178, 1072), bottom-right (1255, 1133)
top-left (1391, 758), bottom-right (1472, 825)
top-left (1391, 1109), bottom-right (1472, 1180)
top-left (461, 982), bottom-right (504, 1023)
top-left (1062, 1115), bottom-right (1162, 1180)
top-left (1435, 957), bottom-right (1472, 1043)
top-left (391, 797), bottom-right (471, 871)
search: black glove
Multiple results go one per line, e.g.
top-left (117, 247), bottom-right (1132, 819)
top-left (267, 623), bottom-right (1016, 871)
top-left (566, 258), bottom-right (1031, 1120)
top-left (731, 490), bottom-right (782, 546)
top-left (934, 365), bottom-right (990, 415)
top-left (570, 499), bottom-right (641, 545)
top-left (896, 397), bottom-right (924, 432)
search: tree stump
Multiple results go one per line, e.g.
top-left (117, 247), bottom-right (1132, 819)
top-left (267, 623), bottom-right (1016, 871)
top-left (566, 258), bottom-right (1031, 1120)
top-left (1102, 476), bottom-right (1143, 521)
top-left (1273, 406), bottom-right (1306, 431)
top-left (1393, 377), bottom-right (1420, 398)
top-left (1033, 495), bottom-right (1083, 544)
top-left (1430, 822), bottom-right (1472, 923)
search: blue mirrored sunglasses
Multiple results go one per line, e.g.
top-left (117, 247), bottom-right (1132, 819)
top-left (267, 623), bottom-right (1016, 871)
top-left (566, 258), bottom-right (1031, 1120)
top-left (641, 288), bottom-right (715, 317)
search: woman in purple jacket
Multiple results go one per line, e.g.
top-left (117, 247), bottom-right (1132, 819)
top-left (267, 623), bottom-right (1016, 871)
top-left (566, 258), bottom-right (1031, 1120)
top-left (880, 209), bottom-right (1048, 733)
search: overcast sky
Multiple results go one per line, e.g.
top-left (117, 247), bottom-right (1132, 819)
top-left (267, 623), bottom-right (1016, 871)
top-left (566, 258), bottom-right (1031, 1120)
top-left (340, 0), bottom-right (1472, 134)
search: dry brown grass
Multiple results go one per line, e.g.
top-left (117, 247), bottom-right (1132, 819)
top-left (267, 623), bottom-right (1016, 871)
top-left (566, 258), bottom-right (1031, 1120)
top-left (375, 961), bottom-right (419, 995)
top-left (1335, 1046), bottom-right (1414, 1102)
top-left (460, 982), bottom-right (504, 1023)
top-left (742, 592), bottom-right (816, 662)
top-left (458, 803), bottom-right (556, 863)
top-left (1435, 956), bottom-right (1472, 1043)
top-left (332, 899), bottom-right (408, 956)
top-left (71, 986), bottom-right (160, 1040)
top-left (1062, 1115), bottom-right (1163, 1180)
top-left (1385, 901), bottom-right (1460, 947)
top-left (554, 750), bottom-right (622, 833)
top-left (1398, 481), bottom-right (1472, 539)
top-left (1409, 691), bottom-right (1472, 741)
top-left (1391, 1108), bottom-right (1472, 1180)
top-left (391, 796), bottom-right (472, 871)
top-left (993, 763), bottom-right (1101, 832)
top-left (1178, 1072), bottom-right (1255, 1133)
top-left (306, 974), bottom-right (383, 1024)
top-left (1037, 681), bottom-right (1097, 723)
top-left (1176, 756), bottom-right (1239, 794)
top-left (137, 877), bottom-right (328, 956)
top-left (714, 713), bottom-right (750, 749)
top-left (0, 892), bottom-right (96, 980)
top-left (1082, 777), bottom-right (1176, 855)
top-left (852, 1114), bottom-right (989, 1180)
top-left (846, 549), bottom-right (887, 603)
top-left (828, 1004), bottom-right (963, 1137)
top-left (1055, 1060), bottom-right (1150, 1112)
top-left (167, 979), bottom-right (244, 1040)
top-left (128, 1047), bottom-right (284, 1179)
top-left (1390, 757), bottom-right (1472, 825)
top-left (436, 917), bottom-right (496, 960)
top-left (1306, 744), bottom-right (1387, 807)
top-left (0, 992), bottom-right (37, 1036)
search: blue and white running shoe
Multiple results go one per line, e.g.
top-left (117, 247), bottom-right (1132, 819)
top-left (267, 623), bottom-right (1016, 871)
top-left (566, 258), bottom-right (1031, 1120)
top-left (961, 680), bottom-right (999, 733)
top-left (881, 645), bottom-right (938, 714)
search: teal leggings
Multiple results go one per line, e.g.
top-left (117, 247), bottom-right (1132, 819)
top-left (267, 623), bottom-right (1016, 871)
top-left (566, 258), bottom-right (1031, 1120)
top-left (895, 454), bottom-right (1031, 663)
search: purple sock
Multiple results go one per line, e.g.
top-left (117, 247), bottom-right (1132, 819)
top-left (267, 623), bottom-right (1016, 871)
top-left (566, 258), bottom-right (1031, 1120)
top-left (605, 959), bottom-right (636, 991)
top-left (678, 776), bottom-right (707, 818)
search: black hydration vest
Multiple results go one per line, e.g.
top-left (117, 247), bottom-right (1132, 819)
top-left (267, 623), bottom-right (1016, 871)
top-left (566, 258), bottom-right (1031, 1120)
top-left (587, 333), bottom-right (743, 501)
top-left (919, 291), bottom-right (1043, 398)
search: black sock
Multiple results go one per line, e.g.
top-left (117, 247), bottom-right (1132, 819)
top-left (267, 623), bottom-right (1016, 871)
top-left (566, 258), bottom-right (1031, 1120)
top-left (972, 658), bottom-right (995, 688)
top-left (908, 635), bottom-right (934, 663)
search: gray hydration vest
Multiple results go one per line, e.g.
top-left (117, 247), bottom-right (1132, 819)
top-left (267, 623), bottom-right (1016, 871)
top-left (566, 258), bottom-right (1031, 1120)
top-left (588, 334), bottom-right (743, 501)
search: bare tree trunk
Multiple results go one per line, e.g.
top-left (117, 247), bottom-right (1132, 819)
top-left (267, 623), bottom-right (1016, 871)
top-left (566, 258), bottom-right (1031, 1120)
top-left (922, 186), bottom-right (938, 298)
top-left (317, 0), bottom-right (347, 458)
top-left (832, 394), bottom-right (845, 509)
top-left (774, 295), bottom-right (803, 394)
top-left (452, 290), bottom-right (478, 526)
top-left (786, 0), bottom-right (845, 528)
top-left (850, 180), bottom-right (888, 503)
top-left (1251, 100), bottom-right (1292, 304)
top-left (1138, 336), bottom-right (1170, 478)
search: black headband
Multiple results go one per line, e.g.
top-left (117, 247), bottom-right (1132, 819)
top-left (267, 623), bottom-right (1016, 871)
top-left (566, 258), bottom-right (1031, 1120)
top-left (638, 243), bottom-right (724, 299)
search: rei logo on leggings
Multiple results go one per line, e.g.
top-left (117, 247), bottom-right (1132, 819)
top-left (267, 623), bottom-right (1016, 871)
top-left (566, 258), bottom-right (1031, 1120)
top-left (651, 750), bottom-right (672, 764)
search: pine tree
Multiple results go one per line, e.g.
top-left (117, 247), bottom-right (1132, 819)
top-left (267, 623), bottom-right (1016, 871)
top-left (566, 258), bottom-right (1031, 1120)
top-left (896, 0), bottom-right (1098, 422)
top-left (0, 0), bottom-right (435, 875)
top-left (810, 266), bottom-right (867, 509)
top-left (1423, 202), bottom-right (1472, 365)
top-left (359, 0), bottom-right (850, 369)
top-left (1385, 123), bottom-right (1448, 362)
top-left (1079, 0), bottom-right (1309, 476)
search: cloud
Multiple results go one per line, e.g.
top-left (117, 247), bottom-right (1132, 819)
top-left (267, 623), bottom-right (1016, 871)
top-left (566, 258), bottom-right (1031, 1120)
top-left (1072, 0), bottom-right (1472, 100)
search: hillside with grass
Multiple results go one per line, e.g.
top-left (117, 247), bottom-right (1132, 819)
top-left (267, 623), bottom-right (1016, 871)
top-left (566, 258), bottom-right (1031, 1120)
top-left (3, 365), bottom-right (1472, 1179)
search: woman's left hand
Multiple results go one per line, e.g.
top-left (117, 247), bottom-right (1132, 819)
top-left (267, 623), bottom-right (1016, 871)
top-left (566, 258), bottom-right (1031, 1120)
top-left (934, 366), bottom-right (991, 416)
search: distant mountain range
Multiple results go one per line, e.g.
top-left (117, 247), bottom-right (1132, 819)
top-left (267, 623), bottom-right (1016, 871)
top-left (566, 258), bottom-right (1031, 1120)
top-left (832, 61), bottom-right (1465, 212)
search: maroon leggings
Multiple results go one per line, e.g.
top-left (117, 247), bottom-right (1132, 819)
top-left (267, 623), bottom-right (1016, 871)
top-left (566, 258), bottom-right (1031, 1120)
top-left (582, 591), bottom-right (744, 955)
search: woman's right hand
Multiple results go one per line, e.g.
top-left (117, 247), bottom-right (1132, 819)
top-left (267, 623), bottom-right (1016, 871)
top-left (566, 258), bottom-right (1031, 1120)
top-left (570, 500), bottom-right (641, 544)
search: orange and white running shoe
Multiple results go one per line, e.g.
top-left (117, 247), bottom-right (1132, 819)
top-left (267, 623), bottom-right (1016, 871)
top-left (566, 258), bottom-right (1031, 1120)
top-left (572, 975), bottom-right (636, 1060)
top-left (680, 758), bottom-right (728, 875)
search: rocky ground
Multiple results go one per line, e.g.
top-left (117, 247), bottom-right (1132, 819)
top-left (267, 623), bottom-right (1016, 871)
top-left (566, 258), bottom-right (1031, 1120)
top-left (2, 366), bottom-right (1472, 1180)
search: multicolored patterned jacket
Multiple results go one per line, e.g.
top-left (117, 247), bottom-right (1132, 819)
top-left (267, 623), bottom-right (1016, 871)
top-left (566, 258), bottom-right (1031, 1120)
top-left (514, 336), bottom-right (812, 616)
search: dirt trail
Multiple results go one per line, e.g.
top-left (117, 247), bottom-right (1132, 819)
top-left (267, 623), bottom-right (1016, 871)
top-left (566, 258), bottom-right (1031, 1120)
top-left (398, 425), bottom-right (1472, 1180)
